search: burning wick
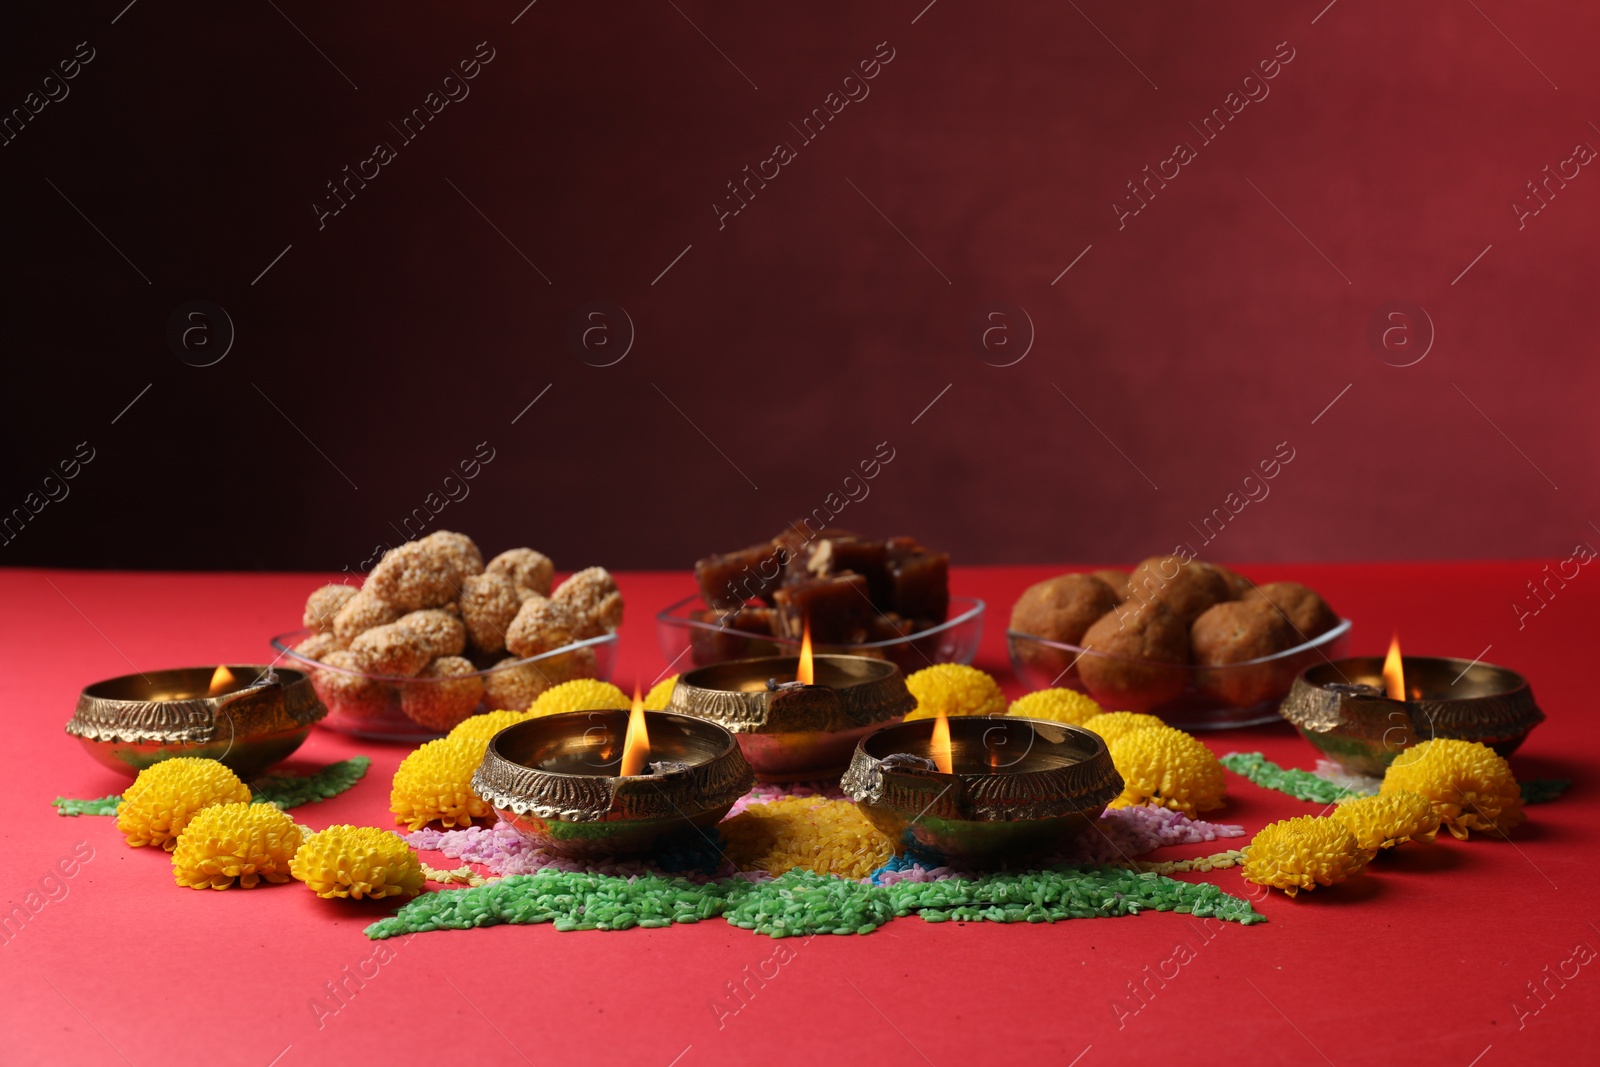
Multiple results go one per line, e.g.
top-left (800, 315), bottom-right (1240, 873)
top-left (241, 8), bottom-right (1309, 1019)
top-left (619, 685), bottom-right (651, 777)
top-left (930, 712), bottom-right (954, 775)
top-left (796, 617), bottom-right (814, 686)
top-left (1381, 634), bottom-right (1406, 701)
top-left (207, 665), bottom-right (237, 697)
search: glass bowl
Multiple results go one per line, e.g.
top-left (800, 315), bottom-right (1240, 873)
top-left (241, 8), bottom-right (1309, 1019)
top-left (1007, 619), bottom-right (1352, 730)
top-left (269, 630), bottom-right (619, 741)
top-left (656, 594), bottom-right (985, 675)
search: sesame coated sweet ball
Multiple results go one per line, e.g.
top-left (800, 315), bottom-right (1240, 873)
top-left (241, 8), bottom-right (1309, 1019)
top-left (291, 631), bottom-right (344, 664)
top-left (487, 547), bottom-right (555, 598)
top-left (367, 532), bottom-right (482, 611)
top-left (458, 571), bottom-right (521, 655)
top-left (528, 678), bottom-right (631, 718)
top-left (1381, 738), bottom-right (1525, 840)
top-left (1007, 687), bottom-right (1104, 726)
top-left (309, 650), bottom-right (393, 720)
top-left (553, 566), bottom-right (625, 638)
top-left (1077, 600), bottom-right (1191, 710)
top-left (170, 802), bottom-right (304, 890)
top-left (1107, 725), bottom-right (1227, 816)
top-left (643, 674), bottom-right (679, 711)
top-left (1331, 790), bottom-right (1440, 851)
top-left (482, 657), bottom-right (554, 712)
top-left (1080, 711), bottom-right (1167, 746)
top-left (396, 609), bottom-right (467, 659)
top-left (116, 757), bottom-right (252, 850)
top-left (1241, 815), bottom-right (1371, 897)
top-left (303, 583), bottom-right (359, 633)
top-left (290, 825), bottom-right (426, 900)
top-left (390, 736), bottom-right (496, 830)
top-left (350, 621), bottom-right (433, 677)
top-left (331, 588), bottom-right (405, 644)
top-left (902, 664), bottom-right (1007, 720)
top-left (399, 655), bottom-right (486, 731)
top-left (505, 595), bottom-right (584, 658)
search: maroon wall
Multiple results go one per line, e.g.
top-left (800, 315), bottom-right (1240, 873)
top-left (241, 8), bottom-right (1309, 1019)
top-left (3, 1), bottom-right (1595, 572)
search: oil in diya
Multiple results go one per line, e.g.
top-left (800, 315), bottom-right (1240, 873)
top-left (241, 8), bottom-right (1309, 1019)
top-left (1280, 634), bottom-right (1545, 776)
top-left (472, 687), bottom-right (753, 858)
top-left (841, 713), bottom-right (1123, 866)
top-left (66, 664), bottom-right (327, 779)
top-left (667, 621), bottom-right (916, 781)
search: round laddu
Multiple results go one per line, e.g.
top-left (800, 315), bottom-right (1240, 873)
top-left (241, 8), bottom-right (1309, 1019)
top-left (310, 651), bottom-right (393, 721)
top-left (1090, 569), bottom-right (1132, 601)
top-left (1242, 581), bottom-right (1339, 639)
top-left (1009, 573), bottom-right (1120, 645)
top-left (1077, 600), bottom-right (1191, 710)
top-left (291, 632), bottom-right (344, 663)
top-left (553, 566), bottom-right (624, 637)
top-left (483, 657), bottom-right (553, 712)
top-left (367, 537), bottom-right (478, 611)
top-left (350, 622), bottom-right (433, 677)
top-left (424, 529), bottom-right (485, 572)
top-left (331, 588), bottom-right (405, 643)
top-left (302, 584), bottom-right (359, 633)
top-left (487, 547), bottom-right (555, 598)
top-left (1211, 564), bottom-right (1255, 600)
top-left (1127, 556), bottom-right (1231, 624)
top-left (1191, 600), bottom-right (1296, 666)
top-left (397, 609), bottom-right (467, 658)
top-left (458, 572), bottom-right (521, 655)
top-left (505, 595), bottom-right (584, 658)
top-left (399, 656), bottom-right (485, 731)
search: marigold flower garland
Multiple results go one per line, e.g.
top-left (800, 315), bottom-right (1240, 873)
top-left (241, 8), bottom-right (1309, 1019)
top-left (1007, 687), bottom-right (1104, 725)
top-left (390, 737), bottom-right (495, 830)
top-left (171, 802), bottom-right (304, 890)
top-left (1241, 815), bottom-right (1371, 897)
top-left (1381, 738), bottom-right (1525, 840)
top-left (1108, 725), bottom-right (1227, 816)
top-left (1331, 791), bottom-right (1439, 851)
top-left (902, 664), bottom-right (1007, 720)
top-left (117, 758), bottom-right (252, 850)
top-left (291, 825), bottom-right (425, 900)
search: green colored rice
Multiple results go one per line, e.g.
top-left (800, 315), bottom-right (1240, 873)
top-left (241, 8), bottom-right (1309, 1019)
top-left (889, 866), bottom-right (1265, 926)
top-left (52, 795), bottom-right (122, 817)
top-left (1221, 751), bottom-right (1350, 804)
top-left (722, 870), bottom-right (897, 937)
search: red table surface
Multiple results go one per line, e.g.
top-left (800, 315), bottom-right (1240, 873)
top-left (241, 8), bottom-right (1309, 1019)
top-left (1, 562), bottom-right (1593, 1066)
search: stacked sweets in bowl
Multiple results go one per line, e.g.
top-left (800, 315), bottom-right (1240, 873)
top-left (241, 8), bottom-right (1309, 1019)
top-left (273, 530), bottom-right (621, 740)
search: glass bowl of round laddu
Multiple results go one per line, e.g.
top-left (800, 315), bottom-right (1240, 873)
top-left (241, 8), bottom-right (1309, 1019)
top-left (1007, 618), bottom-right (1352, 730)
top-left (269, 630), bottom-right (619, 741)
top-left (655, 594), bottom-right (985, 675)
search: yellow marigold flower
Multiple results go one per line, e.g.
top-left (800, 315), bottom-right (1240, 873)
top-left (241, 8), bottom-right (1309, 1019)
top-left (1381, 738), bottom-right (1524, 840)
top-left (1242, 815), bottom-right (1370, 897)
top-left (171, 802), bottom-right (303, 890)
top-left (117, 757), bottom-right (252, 850)
top-left (446, 709), bottom-right (529, 747)
top-left (1331, 790), bottom-right (1440, 850)
top-left (643, 674), bottom-right (679, 710)
top-left (902, 664), bottom-right (1006, 720)
top-left (1007, 687), bottom-right (1104, 725)
top-left (390, 736), bottom-right (495, 830)
top-left (527, 678), bottom-right (630, 719)
top-left (290, 825), bottom-right (425, 900)
top-left (1080, 711), bottom-right (1166, 747)
top-left (1107, 725), bottom-right (1226, 816)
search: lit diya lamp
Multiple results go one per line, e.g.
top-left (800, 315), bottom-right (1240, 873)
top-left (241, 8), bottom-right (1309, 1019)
top-left (667, 621), bottom-right (916, 781)
top-left (841, 713), bottom-right (1123, 866)
top-left (473, 686), bottom-right (754, 857)
top-left (1280, 634), bottom-right (1545, 776)
top-left (66, 665), bottom-right (327, 779)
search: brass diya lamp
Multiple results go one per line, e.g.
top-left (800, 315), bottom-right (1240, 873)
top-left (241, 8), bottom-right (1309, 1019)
top-left (1280, 636), bottom-right (1544, 776)
top-left (666, 626), bottom-right (916, 781)
top-left (66, 665), bottom-right (327, 779)
top-left (472, 696), bottom-right (753, 858)
top-left (841, 715), bottom-right (1123, 866)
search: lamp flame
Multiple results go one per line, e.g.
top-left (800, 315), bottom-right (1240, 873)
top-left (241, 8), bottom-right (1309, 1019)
top-left (619, 685), bottom-right (650, 776)
top-left (930, 713), bottom-right (954, 774)
top-left (796, 618), bottom-right (814, 686)
top-left (1381, 635), bottom-right (1406, 701)
top-left (207, 665), bottom-right (237, 697)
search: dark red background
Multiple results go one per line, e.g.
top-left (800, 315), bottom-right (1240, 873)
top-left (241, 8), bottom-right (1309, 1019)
top-left (2, 1), bottom-right (1595, 573)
